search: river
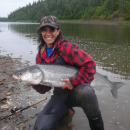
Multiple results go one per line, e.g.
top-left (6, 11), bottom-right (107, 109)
top-left (0, 22), bottom-right (130, 130)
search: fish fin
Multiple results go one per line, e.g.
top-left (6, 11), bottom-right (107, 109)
top-left (40, 81), bottom-right (53, 88)
top-left (94, 86), bottom-right (104, 93)
top-left (111, 89), bottom-right (118, 99)
top-left (112, 82), bottom-right (125, 89)
top-left (97, 72), bottom-right (108, 79)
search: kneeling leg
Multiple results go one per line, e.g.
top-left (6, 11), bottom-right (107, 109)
top-left (34, 95), bottom-right (68, 130)
top-left (68, 83), bottom-right (104, 130)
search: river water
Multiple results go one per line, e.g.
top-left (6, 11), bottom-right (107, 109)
top-left (0, 22), bottom-right (130, 130)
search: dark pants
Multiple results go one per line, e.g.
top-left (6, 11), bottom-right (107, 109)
top-left (34, 83), bottom-right (100, 130)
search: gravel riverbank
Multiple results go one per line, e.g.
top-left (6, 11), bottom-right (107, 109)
top-left (0, 55), bottom-right (33, 130)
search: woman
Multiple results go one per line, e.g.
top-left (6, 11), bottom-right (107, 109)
top-left (33, 16), bottom-right (104, 130)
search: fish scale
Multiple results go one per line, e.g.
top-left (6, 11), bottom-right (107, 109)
top-left (37, 64), bottom-right (78, 87)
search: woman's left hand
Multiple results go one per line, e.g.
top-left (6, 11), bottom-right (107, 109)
top-left (61, 79), bottom-right (74, 90)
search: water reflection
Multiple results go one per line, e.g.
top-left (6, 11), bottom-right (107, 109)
top-left (8, 23), bottom-right (39, 43)
top-left (7, 23), bottom-right (130, 80)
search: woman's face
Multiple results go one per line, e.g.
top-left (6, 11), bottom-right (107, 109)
top-left (40, 26), bottom-right (60, 47)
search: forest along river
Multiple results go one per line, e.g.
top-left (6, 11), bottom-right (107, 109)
top-left (0, 22), bottom-right (130, 130)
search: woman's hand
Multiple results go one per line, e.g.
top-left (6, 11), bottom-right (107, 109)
top-left (61, 79), bottom-right (74, 90)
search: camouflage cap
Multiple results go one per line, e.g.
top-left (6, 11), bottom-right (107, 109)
top-left (38, 16), bottom-right (60, 30)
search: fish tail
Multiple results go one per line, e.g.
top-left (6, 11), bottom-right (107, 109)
top-left (111, 82), bottom-right (125, 99)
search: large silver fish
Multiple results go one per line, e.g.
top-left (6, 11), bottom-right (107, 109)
top-left (10, 64), bottom-right (125, 98)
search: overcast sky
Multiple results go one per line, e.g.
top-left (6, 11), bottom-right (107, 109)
top-left (0, 0), bottom-right (39, 17)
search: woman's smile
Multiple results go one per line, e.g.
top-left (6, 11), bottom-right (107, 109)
top-left (41, 26), bottom-right (60, 47)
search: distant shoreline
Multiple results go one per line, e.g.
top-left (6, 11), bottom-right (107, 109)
top-left (0, 18), bottom-right (130, 26)
top-left (59, 18), bottom-right (130, 26)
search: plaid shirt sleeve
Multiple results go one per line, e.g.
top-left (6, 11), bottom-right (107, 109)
top-left (59, 41), bottom-right (96, 87)
top-left (32, 84), bottom-right (51, 94)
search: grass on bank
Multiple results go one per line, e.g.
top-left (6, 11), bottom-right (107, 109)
top-left (119, 21), bottom-right (130, 25)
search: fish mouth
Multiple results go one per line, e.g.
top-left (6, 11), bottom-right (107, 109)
top-left (10, 75), bottom-right (21, 81)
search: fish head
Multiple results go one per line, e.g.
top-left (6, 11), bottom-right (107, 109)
top-left (10, 65), bottom-right (43, 84)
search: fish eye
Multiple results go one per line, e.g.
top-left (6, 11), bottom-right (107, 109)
top-left (19, 72), bottom-right (22, 75)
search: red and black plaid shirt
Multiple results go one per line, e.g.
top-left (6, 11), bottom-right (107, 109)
top-left (33, 40), bottom-right (96, 94)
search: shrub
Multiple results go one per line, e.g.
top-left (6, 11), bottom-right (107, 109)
top-left (91, 14), bottom-right (99, 19)
top-left (112, 11), bottom-right (119, 18)
top-left (124, 15), bottom-right (130, 20)
top-left (107, 15), bottom-right (112, 19)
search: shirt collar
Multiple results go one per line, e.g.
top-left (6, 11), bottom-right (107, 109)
top-left (40, 39), bottom-right (63, 54)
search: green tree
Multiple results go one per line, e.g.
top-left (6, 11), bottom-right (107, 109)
top-left (8, 0), bottom-right (130, 21)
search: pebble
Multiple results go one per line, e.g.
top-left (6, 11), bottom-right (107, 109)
top-left (6, 92), bottom-right (13, 96)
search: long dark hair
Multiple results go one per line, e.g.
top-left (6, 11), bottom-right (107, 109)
top-left (37, 28), bottom-right (63, 52)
